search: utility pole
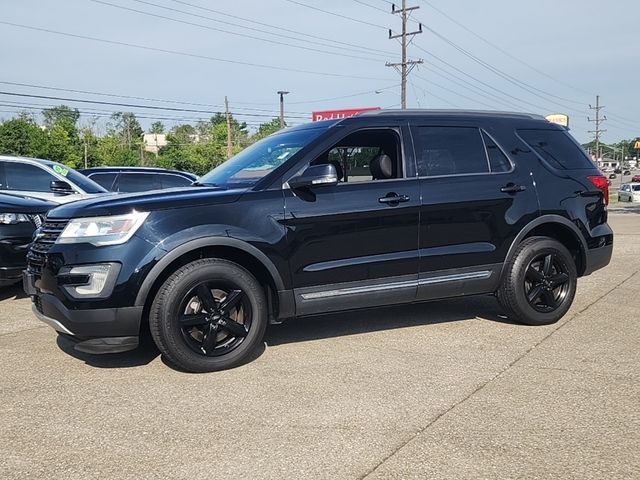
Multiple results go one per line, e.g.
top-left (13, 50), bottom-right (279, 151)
top-left (588, 95), bottom-right (607, 164)
top-left (277, 91), bottom-right (289, 129)
top-left (225, 96), bottom-right (232, 159)
top-left (386, 0), bottom-right (423, 109)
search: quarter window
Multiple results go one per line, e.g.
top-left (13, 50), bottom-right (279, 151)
top-left (482, 131), bottom-right (512, 172)
top-left (412, 127), bottom-right (489, 177)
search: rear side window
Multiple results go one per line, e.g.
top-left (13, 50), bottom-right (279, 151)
top-left (412, 127), bottom-right (489, 176)
top-left (517, 129), bottom-right (594, 170)
top-left (88, 173), bottom-right (117, 190)
top-left (117, 173), bottom-right (160, 192)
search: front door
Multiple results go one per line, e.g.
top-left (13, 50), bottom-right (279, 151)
top-left (283, 127), bottom-right (420, 316)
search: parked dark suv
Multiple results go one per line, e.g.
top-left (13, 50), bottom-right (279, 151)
top-left (24, 110), bottom-right (613, 372)
top-left (79, 167), bottom-right (197, 193)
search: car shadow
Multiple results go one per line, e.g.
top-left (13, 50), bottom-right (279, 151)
top-left (0, 284), bottom-right (27, 301)
top-left (54, 294), bottom-right (513, 371)
top-left (56, 327), bottom-right (161, 369)
top-left (266, 294), bottom-right (515, 347)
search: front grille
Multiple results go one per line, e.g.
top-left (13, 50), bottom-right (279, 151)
top-left (33, 295), bottom-right (43, 314)
top-left (28, 214), bottom-right (44, 228)
top-left (26, 218), bottom-right (69, 276)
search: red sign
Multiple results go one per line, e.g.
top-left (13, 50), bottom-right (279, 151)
top-left (312, 107), bottom-right (381, 122)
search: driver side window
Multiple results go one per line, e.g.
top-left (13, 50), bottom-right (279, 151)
top-left (312, 128), bottom-right (403, 183)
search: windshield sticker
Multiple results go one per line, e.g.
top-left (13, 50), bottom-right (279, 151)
top-left (52, 164), bottom-right (69, 177)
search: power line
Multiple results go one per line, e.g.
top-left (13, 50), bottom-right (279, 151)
top-left (0, 91), bottom-right (311, 119)
top-left (352, 0), bottom-right (391, 14)
top-left (412, 73), bottom-right (497, 110)
top-left (88, 0), bottom-right (383, 63)
top-left (417, 0), bottom-right (594, 98)
top-left (417, 25), bottom-right (589, 110)
top-left (0, 80), bottom-right (311, 115)
top-left (0, 21), bottom-right (393, 81)
top-left (283, 0), bottom-right (388, 30)
top-left (167, 0), bottom-right (395, 56)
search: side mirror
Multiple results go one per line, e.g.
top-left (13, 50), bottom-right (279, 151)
top-left (289, 164), bottom-right (338, 190)
top-left (50, 180), bottom-right (75, 195)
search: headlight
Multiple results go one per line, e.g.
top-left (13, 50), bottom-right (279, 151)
top-left (0, 213), bottom-right (31, 225)
top-left (57, 211), bottom-right (149, 246)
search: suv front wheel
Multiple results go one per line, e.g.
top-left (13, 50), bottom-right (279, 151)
top-left (149, 258), bottom-right (268, 372)
top-left (497, 237), bottom-right (577, 326)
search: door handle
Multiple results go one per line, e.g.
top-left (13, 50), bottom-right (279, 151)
top-left (379, 193), bottom-right (410, 205)
top-left (500, 183), bottom-right (526, 193)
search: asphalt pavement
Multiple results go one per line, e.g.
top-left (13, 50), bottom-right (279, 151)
top-left (1, 213), bottom-right (639, 479)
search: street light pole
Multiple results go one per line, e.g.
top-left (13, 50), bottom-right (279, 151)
top-left (277, 91), bottom-right (289, 129)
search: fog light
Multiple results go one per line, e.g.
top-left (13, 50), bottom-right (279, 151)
top-left (69, 264), bottom-right (112, 296)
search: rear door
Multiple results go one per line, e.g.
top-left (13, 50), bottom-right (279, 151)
top-left (410, 122), bottom-right (538, 301)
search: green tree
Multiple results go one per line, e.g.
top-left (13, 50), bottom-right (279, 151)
top-left (42, 105), bottom-right (80, 136)
top-left (45, 123), bottom-right (82, 168)
top-left (253, 117), bottom-right (282, 141)
top-left (0, 118), bottom-right (48, 157)
top-left (109, 112), bottom-right (143, 148)
top-left (149, 121), bottom-right (165, 134)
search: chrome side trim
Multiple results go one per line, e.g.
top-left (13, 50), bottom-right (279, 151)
top-left (32, 305), bottom-right (75, 336)
top-left (300, 280), bottom-right (416, 300)
top-left (419, 270), bottom-right (491, 286)
top-left (300, 270), bottom-right (492, 300)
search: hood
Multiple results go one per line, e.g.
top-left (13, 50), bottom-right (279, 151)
top-left (48, 186), bottom-right (245, 219)
top-left (0, 193), bottom-right (57, 213)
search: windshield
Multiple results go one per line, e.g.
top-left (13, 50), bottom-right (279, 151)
top-left (47, 162), bottom-right (108, 193)
top-left (197, 126), bottom-right (326, 188)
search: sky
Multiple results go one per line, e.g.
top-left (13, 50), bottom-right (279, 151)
top-left (0, 0), bottom-right (638, 144)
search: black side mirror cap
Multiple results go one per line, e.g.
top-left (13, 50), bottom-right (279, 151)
top-left (289, 164), bottom-right (338, 190)
top-left (50, 180), bottom-right (74, 195)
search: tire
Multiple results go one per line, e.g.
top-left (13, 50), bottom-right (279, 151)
top-left (149, 258), bottom-right (268, 372)
top-left (497, 236), bottom-right (577, 326)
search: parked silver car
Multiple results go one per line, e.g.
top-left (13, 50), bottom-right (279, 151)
top-left (0, 155), bottom-right (108, 203)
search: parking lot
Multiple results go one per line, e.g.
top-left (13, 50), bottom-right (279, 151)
top-left (1, 213), bottom-right (638, 479)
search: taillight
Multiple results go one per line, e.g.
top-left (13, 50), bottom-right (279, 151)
top-left (587, 175), bottom-right (609, 206)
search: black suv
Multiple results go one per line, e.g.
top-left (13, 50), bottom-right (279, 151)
top-left (24, 111), bottom-right (613, 372)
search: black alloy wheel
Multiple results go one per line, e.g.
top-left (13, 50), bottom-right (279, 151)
top-left (149, 258), bottom-right (267, 372)
top-left (497, 236), bottom-right (577, 326)
top-left (523, 253), bottom-right (571, 313)
top-left (178, 284), bottom-right (251, 357)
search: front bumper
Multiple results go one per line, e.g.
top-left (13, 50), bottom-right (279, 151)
top-left (0, 237), bottom-right (31, 285)
top-left (26, 272), bottom-right (143, 353)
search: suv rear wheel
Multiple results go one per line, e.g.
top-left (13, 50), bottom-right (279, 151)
top-left (149, 258), bottom-right (267, 372)
top-left (497, 237), bottom-right (577, 325)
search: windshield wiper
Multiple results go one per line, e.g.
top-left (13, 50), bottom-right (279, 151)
top-left (192, 181), bottom-right (226, 189)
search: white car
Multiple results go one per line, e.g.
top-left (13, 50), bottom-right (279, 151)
top-left (0, 155), bottom-right (108, 204)
top-left (617, 183), bottom-right (640, 202)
